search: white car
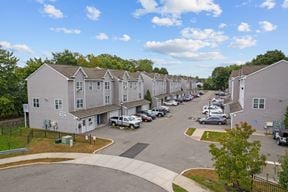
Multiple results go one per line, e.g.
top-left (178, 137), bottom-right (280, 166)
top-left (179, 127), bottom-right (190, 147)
top-left (207, 111), bottom-right (228, 118)
top-left (130, 115), bottom-right (142, 122)
top-left (163, 100), bottom-right (178, 106)
top-left (160, 105), bottom-right (170, 112)
top-left (202, 105), bottom-right (223, 114)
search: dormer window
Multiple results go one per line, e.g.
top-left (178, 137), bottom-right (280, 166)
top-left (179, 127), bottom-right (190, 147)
top-left (76, 82), bottom-right (83, 92)
top-left (105, 82), bottom-right (110, 90)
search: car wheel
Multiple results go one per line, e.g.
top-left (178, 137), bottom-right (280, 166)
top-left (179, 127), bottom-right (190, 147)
top-left (277, 139), bottom-right (281, 145)
top-left (130, 124), bottom-right (134, 129)
top-left (112, 122), bottom-right (116, 126)
top-left (157, 114), bottom-right (161, 117)
top-left (201, 121), bottom-right (205, 125)
top-left (218, 122), bottom-right (222, 125)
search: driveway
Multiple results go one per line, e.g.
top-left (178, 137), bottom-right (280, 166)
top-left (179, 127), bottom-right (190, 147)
top-left (92, 91), bottom-right (287, 173)
top-left (0, 164), bottom-right (166, 192)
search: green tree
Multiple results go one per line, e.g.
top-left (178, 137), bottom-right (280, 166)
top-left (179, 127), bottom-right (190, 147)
top-left (279, 153), bottom-right (288, 189)
top-left (211, 67), bottom-right (231, 90)
top-left (284, 107), bottom-right (288, 129)
top-left (136, 59), bottom-right (153, 72)
top-left (203, 77), bottom-right (215, 90)
top-left (247, 50), bottom-right (286, 66)
top-left (153, 67), bottom-right (160, 73)
top-left (159, 67), bottom-right (168, 74)
top-left (51, 49), bottom-right (78, 65)
top-left (209, 122), bottom-right (266, 191)
top-left (144, 90), bottom-right (152, 105)
top-left (0, 48), bottom-right (21, 118)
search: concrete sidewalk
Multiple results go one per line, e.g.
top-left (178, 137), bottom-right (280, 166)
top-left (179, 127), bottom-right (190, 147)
top-left (0, 153), bottom-right (210, 192)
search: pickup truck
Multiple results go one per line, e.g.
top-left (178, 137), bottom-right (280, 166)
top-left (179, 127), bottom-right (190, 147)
top-left (273, 129), bottom-right (288, 145)
top-left (109, 116), bottom-right (141, 129)
top-left (151, 108), bottom-right (166, 117)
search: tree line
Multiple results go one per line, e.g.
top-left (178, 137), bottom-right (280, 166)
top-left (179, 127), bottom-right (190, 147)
top-left (0, 48), bottom-right (169, 119)
top-left (203, 50), bottom-right (288, 90)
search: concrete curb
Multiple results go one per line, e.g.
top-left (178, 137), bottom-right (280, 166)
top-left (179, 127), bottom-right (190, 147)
top-left (93, 138), bottom-right (114, 154)
top-left (0, 162), bottom-right (57, 170)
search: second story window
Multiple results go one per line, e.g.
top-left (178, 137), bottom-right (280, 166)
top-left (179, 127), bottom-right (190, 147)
top-left (105, 95), bottom-right (110, 104)
top-left (123, 95), bottom-right (127, 102)
top-left (33, 98), bottom-right (39, 108)
top-left (76, 98), bottom-right (83, 109)
top-left (139, 93), bottom-right (142, 99)
top-left (97, 82), bottom-right (101, 89)
top-left (105, 82), bottom-right (110, 90)
top-left (123, 82), bottom-right (128, 90)
top-left (76, 82), bottom-right (83, 92)
top-left (55, 99), bottom-right (63, 110)
top-left (253, 98), bottom-right (265, 109)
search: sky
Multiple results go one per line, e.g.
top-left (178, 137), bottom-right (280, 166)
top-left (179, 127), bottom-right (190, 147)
top-left (0, 0), bottom-right (288, 77)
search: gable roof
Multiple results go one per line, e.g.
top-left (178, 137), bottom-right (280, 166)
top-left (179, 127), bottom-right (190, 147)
top-left (230, 65), bottom-right (268, 78)
top-left (110, 69), bottom-right (129, 80)
top-left (47, 64), bottom-right (110, 80)
top-left (129, 71), bottom-right (142, 81)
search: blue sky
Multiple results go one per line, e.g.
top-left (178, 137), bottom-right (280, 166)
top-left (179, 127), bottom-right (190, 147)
top-left (0, 0), bottom-right (287, 77)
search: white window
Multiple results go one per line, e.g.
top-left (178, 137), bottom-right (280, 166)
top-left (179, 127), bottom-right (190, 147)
top-left (76, 82), bottom-right (83, 91)
top-left (253, 98), bottom-right (265, 109)
top-left (139, 93), bottom-right (142, 99)
top-left (105, 82), bottom-right (110, 90)
top-left (97, 82), bottom-right (101, 89)
top-left (123, 82), bottom-right (128, 90)
top-left (123, 95), bottom-right (127, 102)
top-left (55, 99), bottom-right (63, 110)
top-left (105, 95), bottom-right (110, 104)
top-left (33, 98), bottom-right (39, 108)
top-left (76, 99), bottom-right (83, 109)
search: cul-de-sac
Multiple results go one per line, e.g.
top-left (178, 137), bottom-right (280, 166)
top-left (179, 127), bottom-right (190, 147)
top-left (1, 1), bottom-right (288, 192)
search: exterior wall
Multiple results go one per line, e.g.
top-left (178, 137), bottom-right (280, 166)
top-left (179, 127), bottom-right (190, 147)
top-left (232, 61), bottom-right (288, 131)
top-left (74, 70), bottom-right (86, 110)
top-left (85, 80), bottom-right (104, 108)
top-left (142, 74), bottom-right (153, 97)
top-left (103, 72), bottom-right (113, 105)
top-left (68, 80), bottom-right (74, 112)
top-left (113, 80), bottom-right (120, 105)
top-left (27, 65), bottom-right (78, 133)
top-left (231, 76), bottom-right (240, 102)
top-left (239, 78), bottom-right (245, 108)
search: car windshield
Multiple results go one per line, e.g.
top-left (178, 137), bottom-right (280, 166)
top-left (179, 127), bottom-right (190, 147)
top-left (128, 117), bottom-right (134, 121)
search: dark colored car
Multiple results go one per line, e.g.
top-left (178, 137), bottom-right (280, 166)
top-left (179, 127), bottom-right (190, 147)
top-left (273, 129), bottom-right (288, 146)
top-left (198, 116), bottom-right (226, 125)
top-left (175, 97), bottom-right (184, 103)
top-left (198, 92), bottom-right (204, 96)
top-left (138, 110), bottom-right (157, 119)
top-left (135, 113), bottom-right (153, 122)
top-left (215, 91), bottom-right (226, 96)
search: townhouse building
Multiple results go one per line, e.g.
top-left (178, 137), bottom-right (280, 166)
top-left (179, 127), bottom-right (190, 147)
top-left (227, 60), bottom-right (288, 131)
top-left (26, 64), bottom-right (148, 133)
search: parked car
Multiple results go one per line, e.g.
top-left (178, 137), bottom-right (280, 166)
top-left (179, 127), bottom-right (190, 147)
top-left (175, 97), bottom-right (184, 103)
top-left (183, 95), bottom-right (193, 101)
top-left (135, 113), bottom-right (152, 122)
top-left (164, 100), bottom-right (178, 106)
top-left (109, 116), bottom-right (141, 128)
top-left (207, 111), bottom-right (229, 119)
top-left (129, 115), bottom-right (143, 122)
top-left (159, 105), bottom-right (170, 113)
top-left (198, 116), bottom-right (227, 125)
top-left (138, 110), bottom-right (157, 119)
top-left (202, 105), bottom-right (223, 114)
top-left (215, 91), bottom-right (226, 96)
top-left (198, 91), bottom-right (204, 96)
top-left (273, 129), bottom-right (288, 145)
top-left (211, 100), bottom-right (224, 108)
top-left (152, 108), bottom-right (166, 116)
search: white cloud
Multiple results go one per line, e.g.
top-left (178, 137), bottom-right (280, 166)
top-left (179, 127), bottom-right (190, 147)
top-left (237, 22), bottom-right (251, 32)
top-left (283, 0), bottom-right (288, 8)
top-left (96, 33), bottom-right (109, 40)
top-left (0, 41), bottom-right (33, 54)
top-left (50, 27), bottom-right (81, 34)
top-left (218, 23), bottom-right (227, 29)
top-left (259, 21), bottom-right (277, 31)
top-left (260, 0), bottom-right (276, 9)
top-left (152, 16), bottom-right (181, 26)
top-left (134, 0), bottom-right (222, 19)
top-left (43, 4), bottom-right (63, 19)
top-left (86, 6), bottom-right (101, 21)
top-left (180, 28), bottom-right (229, 47)
top-left (119, 34), bottom-right (131, 42)
top-left (230, 36), bottom-right (256, 49)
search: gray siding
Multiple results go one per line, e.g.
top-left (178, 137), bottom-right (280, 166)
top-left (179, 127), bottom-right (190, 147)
top-left (85, 80), bottom-right (104, 108)
top-left (232, 61), bottom-right (288, 130)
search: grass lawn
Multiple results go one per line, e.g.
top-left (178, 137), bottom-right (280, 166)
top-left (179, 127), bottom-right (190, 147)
top-left (185, 128), bottom-right (196, 136)
top-left (201, 131), bottom-right (226, 142)
top-left (183, 169), bottom-right (287, 192)
top-left (173, 184), bottom-right (188, 192)
top-left (0, 127), bottom-right (112, 159)
top-left (0, 158), bottom-right (73, 169)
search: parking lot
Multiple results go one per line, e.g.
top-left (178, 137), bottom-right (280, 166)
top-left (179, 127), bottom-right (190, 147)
top-left (92, 91), bottom-right (287, 173)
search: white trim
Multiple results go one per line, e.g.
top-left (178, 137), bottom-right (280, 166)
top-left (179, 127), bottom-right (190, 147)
top-left (246, 60), bottom-right (288, 78)
top-left (32, 97), bottom-right (40, 108)
top-left (105, 70), bottom-right (114, 80)
top-left (54, 99), bottom-right (63, 110)
top-left (72, 67), bottom-right (88, 78)
top-left (252, 98), bottom-right (266, 109)
top-left (25, 64), bottom-right (69, 81)
top-left (76, 98), bottom-right (84, 109)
